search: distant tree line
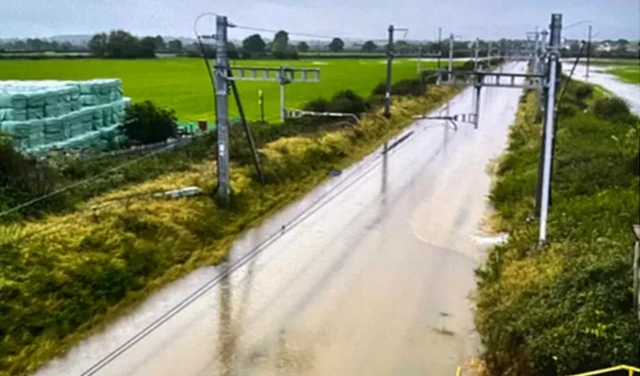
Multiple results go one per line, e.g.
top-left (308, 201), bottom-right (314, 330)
top-left (88, 31), bottom-right (183, 58)
top-left (0, 38), bottom-right (77, 53)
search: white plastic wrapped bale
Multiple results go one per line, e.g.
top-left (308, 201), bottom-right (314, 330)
top-left (0, 109), bottom-right (27, 122)
top-left (0, 119), bottom-right (45, 149)
top-left (79, 79), bottom-right (123, 107)
top-left (43, 118), bottom-right (67, 143)
top-left (1, 80), bottom-right (129, 153)
top-left (0, 92), bottom-right (28, 109)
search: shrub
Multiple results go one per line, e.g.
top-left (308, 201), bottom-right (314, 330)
top-left (122, 101), bottom-right (177, 145)
top-left (391, 78), bottom-right (426, 96)
top-left (574, 83), bottom-right (594, 102)
top-left (593, 97), bottom-right (631, 122)
top-left (302, 97), bottom-right (329, 112)
top-left (0, 133), bottom-right (65, 219)
top-left (460, 59), bottom-right (476, 71)
top-left (327, 90), bottom-right (368, 114)
top-left (371, 82), bottom-right (386, 96)
top-left (420, 69), bottom-right (439, 84)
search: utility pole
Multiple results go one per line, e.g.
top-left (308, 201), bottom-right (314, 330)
top-left (279, 66), bottom-right (287, 124)
top-left (586, 25), bottom-right (592, 79)
top-left (384, 25), bottom-right (394, 118)
top-left (437, 27), bottom-right (442, 71)
top-left (383, 24), bottom-right (408, 118)
top-left (448, 33), bottom-right (454, 80)
top-left (258, 90), bottom-right (264, 123)
top-left (214, 15), bottom-right (231, 204)
top-left (535, 28), bottom-right (549, 215)
top-left (538, 13), bottom-right (562, 244)
top-left (417, 45), bottom-right (422, 74)
top-left (474, 38), bottom-right (479, 71)
top-left (533, 28), bottom-right (543, 119)
top-left (210, 15), bottom-right (320, 204)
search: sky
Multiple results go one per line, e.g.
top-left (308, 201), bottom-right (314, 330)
top-left (1, 0), bottom-right (639, 41)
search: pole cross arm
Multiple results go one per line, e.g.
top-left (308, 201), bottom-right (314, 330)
top-left (287, 109), bottom-right (359, 122)
top-left (218, 66), bottom-right (321, 83)
top-left (435, 70), bottom-right (545, 89)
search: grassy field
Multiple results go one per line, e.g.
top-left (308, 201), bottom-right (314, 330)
top-left (608, 65), bottom-right (640, 84)
top-left (0, 58), bottom-right (450, 123)
top-left (587, 59), bottom-right (639, 84)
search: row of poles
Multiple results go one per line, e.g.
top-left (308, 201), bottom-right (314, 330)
top-left (211, 13), bottom-right (565, 245)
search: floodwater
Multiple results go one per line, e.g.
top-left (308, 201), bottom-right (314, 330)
top-left (566, 64), bottom-right (640, 115)
top-left (34, 62), bottom-right (527, 376)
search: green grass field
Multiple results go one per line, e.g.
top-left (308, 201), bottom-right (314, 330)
top-left (0, 58), bottom-right (449, 122)
top-left (588, 59), bottom-right (639, 85)
top-left (608, 66), bottom-right (640, 84)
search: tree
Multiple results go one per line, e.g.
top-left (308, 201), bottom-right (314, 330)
top-left (568, 41), bottom-right (581, 56)
top-left (271, 30), bottom-right (290, 58)
top-left (167, 39), bottom-right (183, 52)
top-left (328, 38), bottom-right (344, 52)
top-left (153, 35), bottom-right (165, 51)
top-left (105, 30), bottom-right (139, 58)
top-left (59, 42), bottom-right (72, 52)
top-left (88, 33), bottom-right (108, 57)
top-left (296, 41), bottom-right (310, 53)
top-left (395, 40), bottom-right (411, 54)
top-left (26, 38), bottom-right (46, 51)
top-left (138, 36), bottom-right (157, 58)
top-left (361, 40), bottom-right (377, 53)
top-left (242, 34), bottom-right (266, 54)
top-left (123, 101), bottom-right (177, 144)
top-left (227, 42), bottom-right (239, 59)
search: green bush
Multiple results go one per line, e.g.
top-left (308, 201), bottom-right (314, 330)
top-left (327, 90), bottom-right (368, 114)
top-left (122, 101), bottom-right (177, 145)
top-left (420, 69), bottom-right (439, 84)
top-left (371, 82), bottom-right (386, 96)
top-left (302, 97), bottom-right (329, 112)
top-left (0, 133), bottom-right (66, 220)
top-left (593, 97), bottom-right (630, 122)
top-left (390, 79), bottom-right (426, 97)
top-left (574, 83), bottom-right (594, 102)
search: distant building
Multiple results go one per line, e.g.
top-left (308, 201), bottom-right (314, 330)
top-left (596, 42), bottom-right (613, 52)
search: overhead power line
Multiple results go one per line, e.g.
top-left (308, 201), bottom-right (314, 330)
top-left (0, 140), bottom-right (195, 219)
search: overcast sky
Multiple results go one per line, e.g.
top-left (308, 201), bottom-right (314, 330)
top-left (1, 0), bottom-right (639, 41)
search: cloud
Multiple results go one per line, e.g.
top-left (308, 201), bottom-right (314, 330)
top-left (1, 0), bottom-right (638, 40)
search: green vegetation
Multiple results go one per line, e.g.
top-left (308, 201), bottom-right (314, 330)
top-left (476, 82), bottom-right (640, 375)
top-left (0, 58), bottom-right (455, 122)
top-left (588, 59), bottom-right (640, 85)
top-left (123, 101), bottom-right (177, 144)
top-left (609, 66), bottom-right (640, 84)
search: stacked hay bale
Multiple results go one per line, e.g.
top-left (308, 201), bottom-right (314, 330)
top-left (0, 79), bottom-right (131, 153)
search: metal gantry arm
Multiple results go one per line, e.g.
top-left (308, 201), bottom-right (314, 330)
top-left (218, 65), bottom-right (321, 124)
top-left (436, 70), bottom-right (545, 89)
top-left (221, 66), bottom-right (320, 83)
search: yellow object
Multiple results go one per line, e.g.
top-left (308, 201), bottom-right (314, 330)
top-left (567, 365), bottom-right (640, 376)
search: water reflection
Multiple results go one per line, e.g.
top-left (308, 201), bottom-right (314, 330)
top-left (218, 265), bottom-right (236, 376)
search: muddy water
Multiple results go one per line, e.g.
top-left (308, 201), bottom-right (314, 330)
top-left (566, 64), bottom-right (640, 115)
top-left (34, 62), bottom-right (527, 376)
